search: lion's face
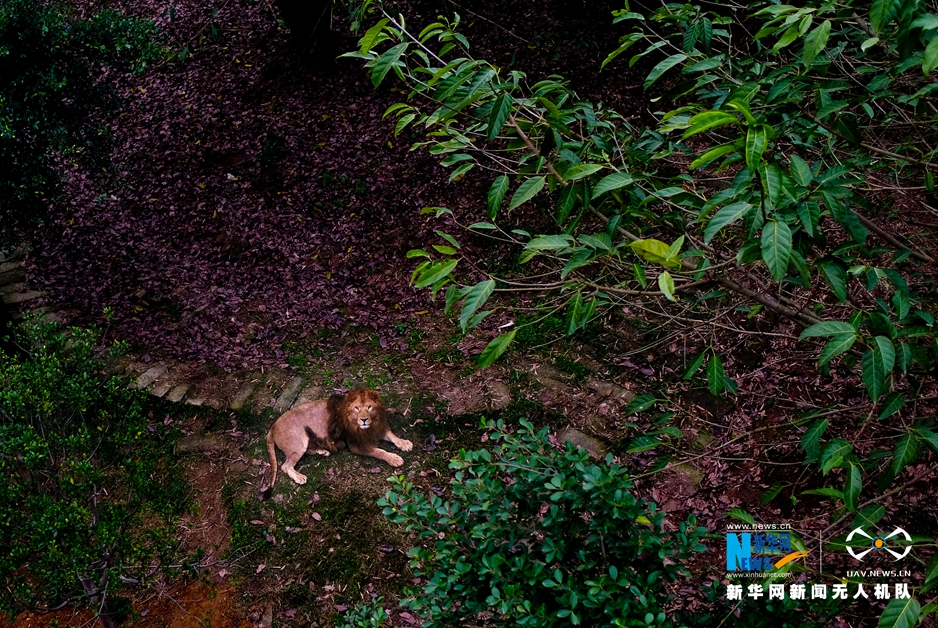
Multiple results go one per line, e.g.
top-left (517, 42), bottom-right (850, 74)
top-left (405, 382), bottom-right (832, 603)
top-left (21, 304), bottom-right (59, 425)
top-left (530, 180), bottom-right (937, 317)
top-left (342, 389), bottom-right (383, 431)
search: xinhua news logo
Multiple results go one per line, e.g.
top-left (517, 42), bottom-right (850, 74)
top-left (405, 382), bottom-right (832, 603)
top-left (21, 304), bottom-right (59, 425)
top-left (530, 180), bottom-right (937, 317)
top-left (725, 526), bottom-right (808, 573)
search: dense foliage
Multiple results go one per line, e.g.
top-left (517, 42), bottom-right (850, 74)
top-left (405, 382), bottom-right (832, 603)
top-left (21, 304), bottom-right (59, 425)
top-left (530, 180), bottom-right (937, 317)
top-left (364, 419), bottom-right (705, 626)
top-left (343, 0), bottom-right (938, 622)
top-left (0, 0), bottom-right (160, 244)
top-left (0, 318), bottom-right (189, 620)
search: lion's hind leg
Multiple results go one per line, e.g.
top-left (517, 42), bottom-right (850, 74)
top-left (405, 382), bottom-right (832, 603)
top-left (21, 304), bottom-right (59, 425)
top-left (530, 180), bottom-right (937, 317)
top-left (280, 448), bottom-right (308, 485)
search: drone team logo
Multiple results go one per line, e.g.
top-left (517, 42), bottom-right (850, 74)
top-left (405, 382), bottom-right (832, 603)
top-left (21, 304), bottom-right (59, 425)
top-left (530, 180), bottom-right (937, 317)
top-left (846, 526), bottom-right (912, 561)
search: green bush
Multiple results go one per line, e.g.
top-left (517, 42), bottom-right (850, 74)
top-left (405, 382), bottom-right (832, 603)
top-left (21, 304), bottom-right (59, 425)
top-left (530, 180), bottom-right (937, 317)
top-left (0, 317), bottom-right (189, 619)
top-left (373, 418), bottom-right (707, 627)
top-left (0, 0), bottom-right (160, 243)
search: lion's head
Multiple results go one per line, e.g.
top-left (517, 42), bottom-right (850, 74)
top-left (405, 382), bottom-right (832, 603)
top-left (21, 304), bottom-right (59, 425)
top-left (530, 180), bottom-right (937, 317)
top-left (327, 388), bottom-right (388, 447)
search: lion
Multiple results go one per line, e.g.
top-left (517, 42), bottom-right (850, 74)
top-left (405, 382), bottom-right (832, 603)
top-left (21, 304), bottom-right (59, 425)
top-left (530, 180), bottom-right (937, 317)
top-left (263, 388), bottom-right (412, 492)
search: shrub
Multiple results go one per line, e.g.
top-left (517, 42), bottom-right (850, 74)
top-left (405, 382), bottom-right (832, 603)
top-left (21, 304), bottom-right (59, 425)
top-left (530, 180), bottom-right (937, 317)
top-left (0, 0), bottom-right (160, 243)
top-left (0, 317), bottom-right (189, 620)
top-left (375, 418), bottom-right (707, 627)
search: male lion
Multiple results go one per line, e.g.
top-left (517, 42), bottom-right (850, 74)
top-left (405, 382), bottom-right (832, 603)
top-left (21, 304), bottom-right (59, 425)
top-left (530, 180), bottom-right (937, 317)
top-left (264, 388), bottom-right (412, 491)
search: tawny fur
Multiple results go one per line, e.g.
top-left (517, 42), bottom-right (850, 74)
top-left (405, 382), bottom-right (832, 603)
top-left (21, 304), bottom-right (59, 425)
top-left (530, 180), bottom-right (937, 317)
top-left (264, 389), bottom-right (412, 494)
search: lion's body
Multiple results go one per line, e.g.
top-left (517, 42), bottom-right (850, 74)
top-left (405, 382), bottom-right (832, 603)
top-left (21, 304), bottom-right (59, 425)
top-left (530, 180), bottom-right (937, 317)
top-left (265, 389), bottom-right (412, 492)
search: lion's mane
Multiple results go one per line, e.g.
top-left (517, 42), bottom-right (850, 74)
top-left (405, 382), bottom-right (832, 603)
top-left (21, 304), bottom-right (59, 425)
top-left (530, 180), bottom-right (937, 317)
top-left (326, 389), bottom-right (389, 449)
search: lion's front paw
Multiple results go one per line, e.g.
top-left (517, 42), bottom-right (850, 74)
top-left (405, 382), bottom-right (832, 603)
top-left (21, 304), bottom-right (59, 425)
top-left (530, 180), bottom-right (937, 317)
top-left (292, 472), bottom-right (307, 485)
top-left (387, 453), bottom-right (404, 467)
top-left (311, 449), bottom-right (330, 457)
top-left (398, 439), bottom-right (413, 452)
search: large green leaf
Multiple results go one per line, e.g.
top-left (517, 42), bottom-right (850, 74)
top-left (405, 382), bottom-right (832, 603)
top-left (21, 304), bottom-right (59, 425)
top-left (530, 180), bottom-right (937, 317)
top-left (703, 202), bottom-right (752, 243)
top-left (682, 111), bottom-right (739, 139)
top-left (801, 418), bottom-right (828, 462)
top-left (359, 18), bottom-right (390, 54)
top-left (487, 93), bottom-right (513, 140)
top-left (891, 433), bottom-right (920, 477)
top-left (745, 124), bottom-right (768, 169)
top-left (459, 279), bottom-right (495, 331)
top-left (761, 220), bottom-right (792, 281)
top-left (877, 597), bottom-right (920, 628)
top-left (644, 54), bottom-right (687, 90)
top-left (819, 263), bottom-right (848, 302)
top-left (478, 329), bottom-right (516, 368)
top-left (819, 438), bottom-right (852, 474)
top-left (413, 259), bottom-right (458, 288)
top-left (707, 352), bottom-right (725, 396)
top-left (800, 321), bottom-right (856, 339)
top-left (912, 426), bottom-right (938, 454)
top-left (819, 333), bottom-right (857, 367)
top-left (487, 175), bottom-right (510, 219)
top-left (509, 176), bottom-right (546, 210)
top-left (861, 336), bottom-right (895, 402)
top-left (658, 271), bottom-right (676, 302)
top-left (592, 172), bottom-right (633, 197)
top-left (802, 20), bottom-right (831, 67)
top-left (371, 42), bottom-right (409, 87)
top-left (564, 164), bottom-right (604, 181)
top-left (870, 0), bottom-right (900, 34)
top-left (924, 33), bottom-right (938, 74)
top-left (844, 462), bottom-right (861, 512)
top-left (789, 155), bottom-right (814, 187)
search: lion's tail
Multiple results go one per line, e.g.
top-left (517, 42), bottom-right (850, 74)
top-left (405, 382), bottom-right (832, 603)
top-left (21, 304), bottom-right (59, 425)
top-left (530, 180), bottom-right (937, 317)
top-left (262, 429), bottom-right (278, 500)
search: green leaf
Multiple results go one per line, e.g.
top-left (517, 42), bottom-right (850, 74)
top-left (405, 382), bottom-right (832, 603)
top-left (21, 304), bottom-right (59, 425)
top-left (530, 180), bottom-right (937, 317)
top-left (759, 163), bottom-right (785, 207)
top-left (360, 18), bottom-right (390, 54)
top-left (819, 333), bottom-right (857, 367)
top-left (923, 34), bottom-right (938, 74)
top-left (861, 336), bottom-right (895, 402)
top-left (644, 54), bottom-right (687, 90)
top-left (413, 259), bottom-right (458, 288)
top-left (658, 271), bottom-right (676, 301)
top-left (707, 352), bottom-right (725, 396)
top-left (626, 394), bottom-right (659, 415)
top-left (913, 14), bottom-right (938, 29)
top-left (861, 36), bottom-right (880, 51)
top-left (682, 111), bottom-right (739, 139)
top-left (487, 93), bottom-right (512, 140)
top-left (870, 0), bottom-right (898, 34)
top-left (878, 392), bottom-right (905, 419)
top-left (372, 42), bottom-right (409, 87)
top-left (923, 555), bottom-right (938, 594)
top-left (727, 508), bottom-right (757, 525)
top-left (844, 462), bottom-right (861, 512)
top-left (703, 202), bottom-right (752, 244)
top-left (564, 164), bottom-right (604, 181)
top-left (800, 321), bottom-right (856, 339)
top-left (802, 20), bottom-right (831, 67)
top-left (911, 427), bottom-right (938, 454)
top-left (789, 155), bottom-right (813, 187)
top-left (478, 330), bottom-right (516, 368)
top-left (433, 244), bottom-right (458, 255)
top-left (852, 504), bottom-right (886, 529)
top-left (683, 351), bottom-right (707, 379)
top-left (772, 24), bottom-right (801, 53)
top-left (891, 433), bottom-right (920, 477)
top-left (406, 249), bottom-right (431, 259)
top-left (690, 143), bottom-right (738, 170)
top-left (509, 176), bottom-right (546, 210)
top-left (626, 436), bottom-right (661, 453)
top-left (592, 172), bottom-right (633, 197)
top-left (629, 239), bottom-right (675, 267)
top-left (819, 263), bottom-right (848, 302)
top-left (803, 487), bottom-right (844, 499)
top-left (801, 418), bottom-right (828, 462)
top-left (487, 175), bottom-right (510, 219)
top-left (745, 124), bottom-right (768, 169)
top-left (459, 280), bottom-right (495, 331)
top-left (760, 483), bottom-right (784, 504)
top-left (761, 220), bottom-right (792, 281)
top-left (877, 597), bottom-right (920, 628)
top-left (525, 234), bottom-right (574, 251)
top-left (819, 438), bottom-right (852, 474)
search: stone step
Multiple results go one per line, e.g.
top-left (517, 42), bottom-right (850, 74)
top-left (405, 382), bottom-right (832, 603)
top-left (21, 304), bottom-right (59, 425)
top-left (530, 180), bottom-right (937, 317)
top-left (133, 365), bottom-right (167, 389)
top-left (275, 376), bottom-right (305, 412)
top-left (293, 383), bottom-right (323, 408)
top-left (230, 372), bottom-right (262, 410)
top-left (0, 268), bottom-right (26, 286)
top-left (166, 384), bottom-right (190, 403)
top-left (0, 282), bottom-right (24, 295)
top-left (150, 379), bottom-right (175, 398)
top-left (3, 290), bottom-right (45, 305)
top-left (0, 261), bottom-right (22, 274)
